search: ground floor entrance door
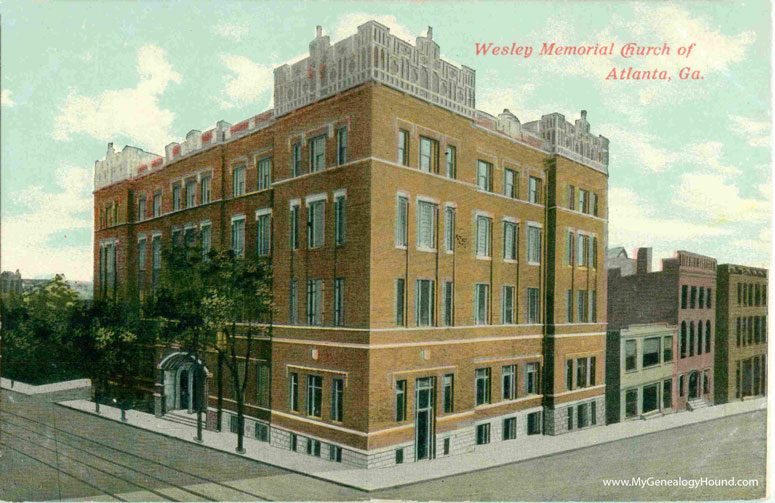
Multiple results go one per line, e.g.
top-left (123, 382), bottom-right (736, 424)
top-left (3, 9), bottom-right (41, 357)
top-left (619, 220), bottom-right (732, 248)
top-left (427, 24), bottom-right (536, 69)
top-left (688, 371), bottom-right (699, 399)
top-left (415, 377), bottom-right (435, 461)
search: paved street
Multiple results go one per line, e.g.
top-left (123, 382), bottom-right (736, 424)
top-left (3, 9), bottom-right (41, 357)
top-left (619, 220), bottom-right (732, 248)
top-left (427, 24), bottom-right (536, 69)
top-left (0, 388), bottom-right (766, 501)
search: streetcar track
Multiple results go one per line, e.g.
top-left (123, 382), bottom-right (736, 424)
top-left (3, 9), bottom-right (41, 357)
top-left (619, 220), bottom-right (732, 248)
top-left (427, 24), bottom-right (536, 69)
top-left (3, 422), bottom-right (216, 502)
top-left (0, 440), bottom-right (127, 502)
top-left (1, 408), bottom-right (273, 501)
top-left (2, 428), bottom-right (180, 502)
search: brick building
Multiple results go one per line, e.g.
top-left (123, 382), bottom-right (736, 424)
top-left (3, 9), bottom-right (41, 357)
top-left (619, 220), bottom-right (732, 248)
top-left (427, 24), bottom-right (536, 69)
top-left (608, 247), bottom-right (717, 412)
top-left (714, 264), bottom-right (767, 404)
top-left (93, 21), bottom-right (609, 468)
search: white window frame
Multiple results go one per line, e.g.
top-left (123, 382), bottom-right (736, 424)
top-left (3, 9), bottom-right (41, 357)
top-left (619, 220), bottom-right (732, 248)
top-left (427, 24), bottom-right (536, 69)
top-left (256, 209), bottom-right (272, 256)
top-left (231, 215), bottom-right (245, 257)
top-left (475, 214), bottom-right (492, 258)
top-left (474, 283), bottom-right (490, 325)
top-left (257, 157), bottom-right (271, 190)
top-left (527, 224), bottom-right (542, 265)
top-left (415, 278), bottom-right (435, 327)
top-left (416, 199), bottom-right (437, 251)
top-left (502, 285), bottom-right (515, 324)
top-left (232, 165), bottom-right (246, 196)
top-left (477, 160), bottom-right (492, 191)
top-left (444, 205), bottom-right (456, 253)
top-left (395, 194), bottom-right (409, 248)
top-left (309, 135), bottom-right (326, 173)
top-left (503, 220), bottom-right (517, 261)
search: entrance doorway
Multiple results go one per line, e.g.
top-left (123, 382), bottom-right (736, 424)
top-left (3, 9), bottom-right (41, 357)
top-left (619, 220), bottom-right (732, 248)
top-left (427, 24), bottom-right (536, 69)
top-left (688, 371), bottom-right (699, 399)
top-left (159, 352), bottom-right (208, 415)
top-left (415, 377), bottom-right (435, 461)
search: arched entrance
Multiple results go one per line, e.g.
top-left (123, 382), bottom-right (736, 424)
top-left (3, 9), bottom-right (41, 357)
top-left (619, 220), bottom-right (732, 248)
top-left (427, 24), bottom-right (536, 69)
top-left (159, 352), bottom-right (208, 414)
top-left (688, 371), bottom-right (700, 399)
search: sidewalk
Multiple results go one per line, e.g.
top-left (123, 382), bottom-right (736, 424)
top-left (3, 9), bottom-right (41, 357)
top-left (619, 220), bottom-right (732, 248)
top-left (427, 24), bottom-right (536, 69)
top-left (1, 377), bottom-right (91, 395)
top-left (58, 397), bottom-right (766, 492)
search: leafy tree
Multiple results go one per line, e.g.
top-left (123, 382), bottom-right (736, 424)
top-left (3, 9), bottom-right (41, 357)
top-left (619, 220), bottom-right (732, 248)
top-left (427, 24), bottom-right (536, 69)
top-left (148, 244), bottom-right (273, 452)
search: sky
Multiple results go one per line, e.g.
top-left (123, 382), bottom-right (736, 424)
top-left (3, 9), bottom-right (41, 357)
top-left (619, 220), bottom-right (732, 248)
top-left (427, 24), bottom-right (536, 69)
top-left (0, 1), bottom-right (771, 281)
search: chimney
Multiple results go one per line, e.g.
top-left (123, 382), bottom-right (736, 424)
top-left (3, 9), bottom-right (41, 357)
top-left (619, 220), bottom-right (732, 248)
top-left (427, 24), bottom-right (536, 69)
top-left (635, 247), bottom-right (652, 275)
top-left (316, 25), bottom-right (322, 38)
top-left (581, 110), bottom-right (587, 120)
top-left (427, 26), bottom-right (433, 39)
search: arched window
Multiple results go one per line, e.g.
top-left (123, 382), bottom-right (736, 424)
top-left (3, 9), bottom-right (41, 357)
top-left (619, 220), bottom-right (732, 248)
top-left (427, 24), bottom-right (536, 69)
top-left (689, 321), bottom-right (695, 357)
top-left (680, 321), bottom-right (687, 358)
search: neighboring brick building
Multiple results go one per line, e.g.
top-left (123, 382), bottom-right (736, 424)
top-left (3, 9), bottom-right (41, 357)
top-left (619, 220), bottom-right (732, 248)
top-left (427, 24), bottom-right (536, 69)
top-left (93, 21), bottom-right (610, 468)
top-left (608, 247), bottom-right (717, 411)
top-left (714, 264), bottom-right (767, 404)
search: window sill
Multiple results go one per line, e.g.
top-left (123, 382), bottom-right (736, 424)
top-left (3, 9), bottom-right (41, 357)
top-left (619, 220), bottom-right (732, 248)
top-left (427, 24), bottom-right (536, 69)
top-left (526, 261), bottom-right (541, 267)
top-left (395, 245), bottom-right (408, 250)
top-left (504, 259), bottom-right (518, 264)
top-left (417, 246), bottom-right (437, 253)
top-left (476, 255), bottom-right (492, 261)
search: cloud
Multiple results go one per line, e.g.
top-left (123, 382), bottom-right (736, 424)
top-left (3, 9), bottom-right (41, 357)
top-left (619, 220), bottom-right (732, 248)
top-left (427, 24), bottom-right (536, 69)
top-left (683, 141), bottom-right (742, 176)
top-left (2, 89), bottom-right (15, 107)
top-left (608, 186), bottom-right (732, 247)
top-left (211, 21), bottom-right (249, 42)
top-left (218, 54), bottom-right (273, 110)
top-left (675, 172), bottom-right (770, 223)
top-left (52, 44), bottom-right (181, 153)
top-left (331, 14), bottom-right (416, 44)
top-left (731, 228), bottom-right (771, 258)
top-left (476, 80), bottom-right (545, 120)
top-left (727, 114), bottom-right (771, 147)
top-left (1, 164), bottom-right (93, 281)
top-left (603, 129), bottom-right (680, 173)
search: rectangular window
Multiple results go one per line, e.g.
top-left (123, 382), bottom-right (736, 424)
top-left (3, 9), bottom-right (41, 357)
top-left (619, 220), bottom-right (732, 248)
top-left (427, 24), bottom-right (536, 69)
top-left (306, 439), bottom-right (321, 457)
top-left (527, 287), bottom-right (540, 324)
top-left (706, 288), bottom-right (712, 308)
top-left (590, 192), bottom-right (598, 216)
top-left (445, 145), bottom-right (456, 178)
top-left (255, 422), bottom-right (269, 442)
top-left (476, 423), bottom-right (491, 445)
top-left (444, 206), bottom-right (455, 252)
top-left (292, 142), bottom-right (302, 177)
top-left (681, 285), bottom-right (688, 309)
top-left (567, 406), bottom-right (574, 430)
top-left (289, 372), bottom-right (299, 411)
top-left (419, 136), bottom-right (439, 173)
top-left (333, 278), bottom-right (344, 327)
top-left (151, 235), bottom-right (162, 289)
top-left (476, 215), bottom-right (491, 257)
top-left (337, 128), bottom-right (347, 165)
top-left (504, 169), bottom-right (517, 198)
top-left (334, 194), bottom-right (346, 245)
top-left (567, 185), bottom-right (576, 209)
top-left (474, 283), bottom-right (490, 325)
top-left (308, 200), bottom-right (325, 248)
top-left (257, 158), bottom-right (271, 190)
top-left (690, 286), bottom-right (697, 309)
top-left (501, 285), bottom-right (515, 324)
top-left (289, 279), bottom-right (298, 324)
top-left (662, 378), bottom-right (672, 410)
top-left (395, 278), bottom-right (406, 326)
top-left (442, 374), bottom-right (454, 413)
top-left (578, 189), bottom-right (587, 214)
top-left (232, 166), bottom-right (245, 196)
top-left (577, 402), bottom-right (589, 428)
top-left (577, 290), bottom-right (589, 323)
top-left (679, 374), bottom-right (685, 397)
top-left (200, 224), bottom-right (211, 260)
top-left (502, 364), bottom-right (516, 400)
top-left (395, 380), bottom-right (407, 421)
top-left (737, 317), bottom-right (742, 346)
top-left (625, 339), bottom-right (637, 371)
top-left (527, 411), bottom-right (542, 435)
top-left (173, 185), bottom-right (181, 211)
top-left (137, 195), bottom-right (147, 221)
top-left (332, 378), bottom-right (344, 422)
top-left (256, 363), bottom-right (270, 408)
top-left (477, 160), bottom-right (492, 191)
top-left (442, 281), bottom-right (454, 326)
top-left (527, 226), bottom-right (541, 264)
top-left (306, 279), bottom-right (323, 325)
top-left (291, 433), bottom-right (298, 451)
top-left (415, 279), bottom-right (435, 326)
top-left (443, 438), bottom-right (450, 455)
top-left (643, 337), bottom-right (660, 368)
top-left (475, 368), bottom-right (491, 406)
top-left (576, 357), bottom-right (588, 389)
top-left (306, 375), bottom-right (323, 417)
top-left (566, 359), bottom-right (573, 390)
top-left (309, 135), bottom-right (325, 172)
top-left (566, 289), bottom-right (573, 323)
top-left (663, 336), bottom-right (673, 362)
top-left (290, 203), bottom-right (299, 250)
top-left (503, 417), bottom-right (516, 440)
top-left (577, 234), bottom-right (590, 267)
top-left (330, 445), bottom-right (342, 462)
top-left (185, 180), bottom-right (196, 208)
top-left (201, 176), bottom-right (211, 205)
top-left (153, 190), bottom-right (162, 217)
top-left (591, 290), bottom-right (597, 322)
top-left (643, 384), bottom-right (658, 414)
top-left (528, 176), bottom-right (541, 204)
top-left (698, 287), bottom-right (705, 309)
top-left (625, 389), bottom-right (638, 418)
top-left (395, 448), bottom-right (404, 464)
top-left (171, 228), bottom-right (181, 249)
top-left (257, 213), bottom-right (271, 256)
top-left (526, 362), bottom-right (539, 394)
top-left (396, 195), bottom-right (408, 247)
top-left (398, 130), bottom-right (409, 166)
top-left (229, 415), bottom-right (241, 434)
top-left (566, 231), bottom-right (575, 265)
top-left (503, 222), bottom-right (517, 260)
top-left (231, 217), bottom-right (245, 257)
top-left (417, 201), bottom-right (437, 249)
